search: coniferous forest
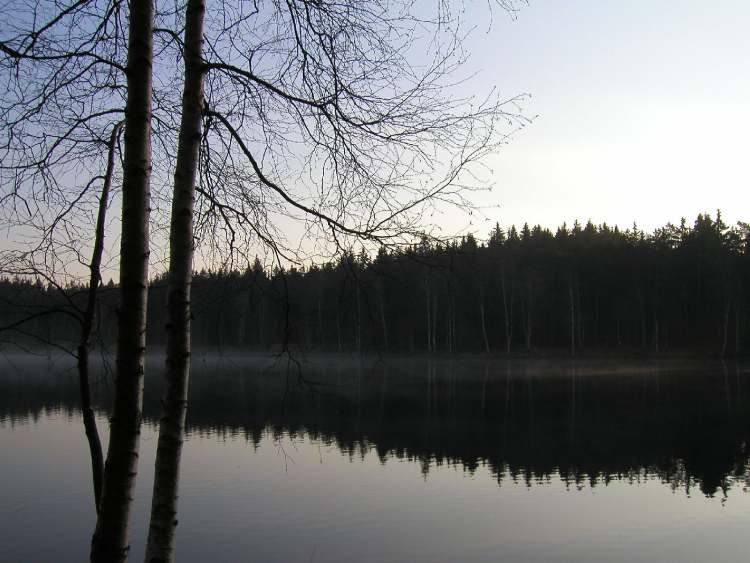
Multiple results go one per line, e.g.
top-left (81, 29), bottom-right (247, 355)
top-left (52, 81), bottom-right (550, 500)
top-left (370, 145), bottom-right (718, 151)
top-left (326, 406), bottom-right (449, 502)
top-left (1, 212), bottom-right (748, 356)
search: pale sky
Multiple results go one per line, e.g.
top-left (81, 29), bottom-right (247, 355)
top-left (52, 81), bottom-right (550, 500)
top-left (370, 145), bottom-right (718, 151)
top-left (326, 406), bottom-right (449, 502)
top-left (448, 0), bottom-right (749, 235)
top-left (3, 0), bottom-right (748, 280)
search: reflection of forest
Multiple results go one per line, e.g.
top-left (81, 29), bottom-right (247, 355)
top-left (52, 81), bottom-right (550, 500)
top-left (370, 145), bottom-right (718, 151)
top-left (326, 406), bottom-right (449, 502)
top-left (2, 355), bottom-right (749, 498)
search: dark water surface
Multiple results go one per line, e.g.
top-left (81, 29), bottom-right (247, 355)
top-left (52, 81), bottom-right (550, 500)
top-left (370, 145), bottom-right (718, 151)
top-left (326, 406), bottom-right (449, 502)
top-left (2, 354), bottom-right (750, 562)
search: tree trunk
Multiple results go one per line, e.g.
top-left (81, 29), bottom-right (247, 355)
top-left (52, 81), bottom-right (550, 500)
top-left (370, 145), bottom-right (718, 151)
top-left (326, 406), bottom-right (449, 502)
top-left (79, 122), bottom-right (123, 514)
top-left (616, 317), bottom-right (621, 347)
top-left (90, 0), bottom-right (154, 558)
top-left (236, 286), bottom-right (250, 348)
top-left (335, 303), bottom-right (342, 352)
top-left (593, 292), bottom-right (600, 348)
top-left (501, 273), bottom-right (513, 355)
top-left (318, 295), bottom-right (325, 350)
top-left (524, 281), bottom-right (533, 351)
top-left (77, 346), bottom-right (104, 511)
top-left (446, 294), bottom-right (456, 354)
top-left (638, 289), bottom-right (647, 351)
top-left (575, 280), bottom-right (583, 349)
top-left (145, 0), bottom-right (205, 559)
top-left (378, 287), bottom-right (388, 352)
top-left (431, 292), bottom-right (437, 352)
top-left (258, 297), bottom-right (264, 348)
top-left (736, 304), bottom-right (740, 357)
top-left (452, 298), bottom-right (456, 353)
top-left (446, 300), bottom-right (451, 353)
top-left (355, 281), bottom-right (362, 354)
top-left (480, 302), bottom-right (490, 354)
top-left (425, 277), bottom-right (431, 352)
top-left (569, 277), bottom-right (575, 357)
top-left (722, 297), bottom-right (731, 358)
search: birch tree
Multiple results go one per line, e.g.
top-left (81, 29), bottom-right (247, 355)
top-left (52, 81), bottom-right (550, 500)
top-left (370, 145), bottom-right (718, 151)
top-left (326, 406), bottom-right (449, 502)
top-left (144, 1), bottom-right (529, 560)
top-left (1, 0), bottom-right (155, 557)
top-left (89, 0), bottom-right (154, 559)
top-left (3, 1), bottom-right (529, 560)
top-left (0, 0), bottom-right (133, 529)
top-left (145, 0), bottom-right (204, 559)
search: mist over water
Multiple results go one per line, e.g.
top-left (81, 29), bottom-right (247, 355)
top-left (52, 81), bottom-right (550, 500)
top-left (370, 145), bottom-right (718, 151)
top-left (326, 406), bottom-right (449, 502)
top-left (2, 353), bottom-right (749, 562)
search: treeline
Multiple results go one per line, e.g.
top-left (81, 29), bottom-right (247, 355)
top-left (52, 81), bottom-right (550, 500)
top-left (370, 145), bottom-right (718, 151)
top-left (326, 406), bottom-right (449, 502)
top-left (1, 212), bottom-right (748, 355)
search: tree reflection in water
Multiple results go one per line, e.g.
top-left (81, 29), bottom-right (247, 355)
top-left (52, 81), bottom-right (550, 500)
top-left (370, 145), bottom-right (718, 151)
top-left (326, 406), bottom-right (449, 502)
top-left (1, 355), bottom-right (748, 499)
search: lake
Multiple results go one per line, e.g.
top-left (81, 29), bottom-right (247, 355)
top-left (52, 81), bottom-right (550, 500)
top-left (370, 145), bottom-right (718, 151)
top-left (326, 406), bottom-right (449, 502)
top-left (1, 354), bottom-right (749, 562)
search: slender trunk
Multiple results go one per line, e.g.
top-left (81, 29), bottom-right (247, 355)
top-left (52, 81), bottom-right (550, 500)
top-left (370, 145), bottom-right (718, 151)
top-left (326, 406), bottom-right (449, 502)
top-left (244, 288), bottom-right (253, 347)
top-left (237, 287), bottom-right (250, 348)
top-left (425, 277), bottom-right (431, 352)
top-left (378, 288), bottom-right (388, 352)
top-left (501, 273), bottom-right (511, 354)
top-left (508, 287), bottom-right (514, 353)
top-left (480, 301), bottom-right (490, 354)
top-left (447, 294), bottom-right (453, 354)
top-left (446, 300), bottom-right (451, 353)
top-left (79, 122), bottom-right (122, 513)
top-left (145, 1), bottom-right (205, 559)
top-left (722, 297), bottom-right (730, 358)
top-left (335, 303), bottom-right (342, 352)
top-left (77, 347), bottom-right (104, 511)
top-left (236, 298), bottom-right (245, 347)
top-left (524, 281), bottom-right (533, 351)
top-left (616, 317), bottom-right (621, 347)
top-left (305, 312), bottom-right (311, 349)
top-left (569, 277), bottom-right (575, 357)
top-left (431, 292), bottom-right (437, 352)
top-left (257, 296), bottom-right (264, 347)
top-left (575, 281), bottom-right (583, 349)
top-left (452, 297), bottom-right (457, 352)
top-left (638, 289), bottom-right (646, 350)
top-left (318, 295), bottom-right (324, 350)
top-left (355, 281), bottom-right (362, 354)
top-left (90, 0), bottom-right (153, 558)
top-left (593, 292), bottom-right (599, 348)
top-left (736, 304), bottom-right (740, 357)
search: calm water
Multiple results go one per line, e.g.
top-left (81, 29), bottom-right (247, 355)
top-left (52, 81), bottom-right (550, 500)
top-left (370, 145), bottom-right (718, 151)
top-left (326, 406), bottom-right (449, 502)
top-left (1, 354), bottom-right (750, 562)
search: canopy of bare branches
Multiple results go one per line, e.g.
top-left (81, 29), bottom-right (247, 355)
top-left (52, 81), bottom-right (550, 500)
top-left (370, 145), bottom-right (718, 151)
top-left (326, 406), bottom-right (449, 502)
top-left (1, 0), bottom-right (529, 277)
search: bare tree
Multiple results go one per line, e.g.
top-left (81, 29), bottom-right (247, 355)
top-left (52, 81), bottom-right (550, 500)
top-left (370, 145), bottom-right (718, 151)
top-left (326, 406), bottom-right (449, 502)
top-left (0, 134), bottom-right (117, 508)
top-left (3, 1), bottom-right (529, 561)
top-left (145, 0), bottom-right (205, 559)
top-left (144, 2), bottom-right (528, 555)
top-left (88, 0), bottom-right (154, 560)
top-left (191, 0), bottom-right (530, 263)
top-left (0, 0), bottom-right (134, 518)
top-left (77, 121), bottom-right (123, 512)
top-left (1, 0), bottom-right (155, 556)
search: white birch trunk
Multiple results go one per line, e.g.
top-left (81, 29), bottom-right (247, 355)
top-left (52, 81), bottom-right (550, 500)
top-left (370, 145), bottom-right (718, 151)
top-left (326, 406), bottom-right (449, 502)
top-left (90, 0), bottom-right (154, 558)
top-left (145, 0), bottom-right (205, 559)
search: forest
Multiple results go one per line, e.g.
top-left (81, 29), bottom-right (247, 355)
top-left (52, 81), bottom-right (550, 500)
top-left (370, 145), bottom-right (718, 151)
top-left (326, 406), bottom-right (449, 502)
top-left (2, 211), bottom-right (747, 357)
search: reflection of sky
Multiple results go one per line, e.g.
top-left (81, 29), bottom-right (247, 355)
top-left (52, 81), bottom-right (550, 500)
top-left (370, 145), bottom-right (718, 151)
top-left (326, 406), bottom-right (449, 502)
top-left (2, 412), bottom-right (749, 563)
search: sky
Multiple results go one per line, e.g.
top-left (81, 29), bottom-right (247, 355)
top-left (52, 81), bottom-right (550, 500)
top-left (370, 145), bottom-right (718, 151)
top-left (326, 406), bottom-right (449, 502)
top-left (446, 0), bottom-right (749, 236)
top-left (2, 0), bottom-right (749, 280)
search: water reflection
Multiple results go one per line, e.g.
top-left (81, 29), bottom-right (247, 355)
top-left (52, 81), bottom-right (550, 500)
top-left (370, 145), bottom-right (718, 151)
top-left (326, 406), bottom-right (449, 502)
top-left (2, 355), bottom-right (749, 498)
